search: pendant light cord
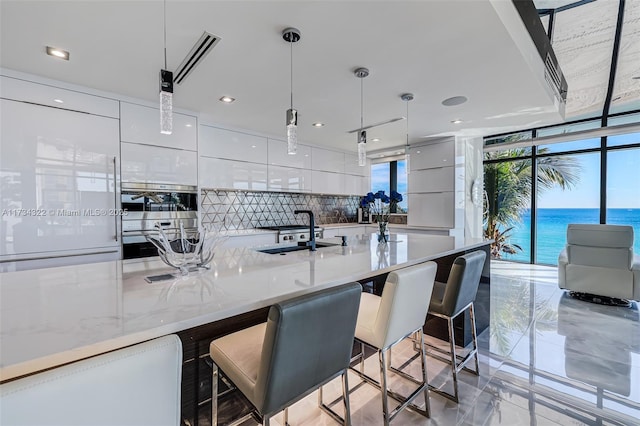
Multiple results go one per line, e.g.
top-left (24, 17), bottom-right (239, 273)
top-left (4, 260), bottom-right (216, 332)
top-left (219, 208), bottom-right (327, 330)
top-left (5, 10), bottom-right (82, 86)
top-left (406, 101), bottom-right (409, 147)
top-left (290, 39), bottom-right (293, 109)
top-left (360, 77), bottom-right (364, 130)
top-left (163, 0), bottom-right (167, 69)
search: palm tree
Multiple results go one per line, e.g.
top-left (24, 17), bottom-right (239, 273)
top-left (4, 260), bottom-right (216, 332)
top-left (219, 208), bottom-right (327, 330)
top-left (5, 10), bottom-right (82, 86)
top-left (484, 147), bottom-right (580, 258)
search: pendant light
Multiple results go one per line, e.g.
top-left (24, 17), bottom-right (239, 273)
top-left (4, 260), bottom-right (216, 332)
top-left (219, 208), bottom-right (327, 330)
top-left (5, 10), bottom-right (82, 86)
top-left (283, 27), bottom-right (301, 155)
top-left (355, 67), bottom-right (370, 166)
top-left (401, 93), bottom-right (414, 173)
top-left (159, 0), bottom-right (173, 134)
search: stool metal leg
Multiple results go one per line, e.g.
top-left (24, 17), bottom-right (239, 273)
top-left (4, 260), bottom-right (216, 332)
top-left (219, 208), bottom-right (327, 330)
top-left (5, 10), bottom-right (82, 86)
top-left (342, 371), bottom-right (351, 426)
top-left (447, 316), bottom-right (460, 402)
top-left (379, 349), bottom-right (391, 426)
top-left (418, 330), bottom-right (431, 417)
top-left (211, 363), bottom-right (219, 426)
top-left (469, 303), bottom-right (480, 375)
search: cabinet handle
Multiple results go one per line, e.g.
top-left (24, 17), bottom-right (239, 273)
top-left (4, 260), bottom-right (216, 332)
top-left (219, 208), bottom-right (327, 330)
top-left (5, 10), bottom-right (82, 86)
top-left (113, 156), bottom-right (118, 242)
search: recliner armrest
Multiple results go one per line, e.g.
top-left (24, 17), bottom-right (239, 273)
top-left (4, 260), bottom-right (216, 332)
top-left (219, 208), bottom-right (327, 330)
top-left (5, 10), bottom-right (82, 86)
top-left (558, 248), bottom-right (568, 288)
top-left (632, 254), bottom-right (640, 301)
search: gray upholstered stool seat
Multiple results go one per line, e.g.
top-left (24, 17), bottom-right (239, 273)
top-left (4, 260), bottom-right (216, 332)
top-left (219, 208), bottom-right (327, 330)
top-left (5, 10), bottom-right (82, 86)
top-left (350, 261), bottom-right (437, 425)
top-left (210, 282), bottom-right (361, 426)
top-left (426, 250), bottom-right (486, 403)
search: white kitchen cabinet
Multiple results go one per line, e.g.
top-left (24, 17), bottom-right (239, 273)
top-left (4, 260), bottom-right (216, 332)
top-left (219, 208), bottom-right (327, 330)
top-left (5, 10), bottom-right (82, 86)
top-left (267, 139), bottom-right (312, 169)
top-left (0, 75), bottom-right (119, 118)
top-left (0, 98), bottom-right (120, 261)
top-left (199, 157), bottom-right (268, 191)
top-left (121, 142), bottom-right (198, 186)
top-left (120, 102), bottom-right (197, 151)
top-left (407, 192), bottom-right (455, 228)
top-left (199, 126), bottom-right (267, 163)
top-left (409, 140), bottom-right (454, 171)
top-left (344, 153), bottom-right (368, 176)
top-left (311, 171), bottom-right (345, 195)
top-left (268, 166), bottom-right (312, 192)
top-left (343, 174), bottom-right (367, 196)
top-left (311, 148), bottom-right (345, 173)
top-left (409, 167), bottom-right (454, 193)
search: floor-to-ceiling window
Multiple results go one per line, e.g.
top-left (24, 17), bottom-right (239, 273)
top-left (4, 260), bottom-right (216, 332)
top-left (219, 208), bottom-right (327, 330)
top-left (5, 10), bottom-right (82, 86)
top-left (483, 0), bottom-right (640, 265)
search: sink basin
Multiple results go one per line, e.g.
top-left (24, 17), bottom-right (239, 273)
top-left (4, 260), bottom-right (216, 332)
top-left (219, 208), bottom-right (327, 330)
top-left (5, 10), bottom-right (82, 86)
top-left (256, 241), bottom-right (339, 255)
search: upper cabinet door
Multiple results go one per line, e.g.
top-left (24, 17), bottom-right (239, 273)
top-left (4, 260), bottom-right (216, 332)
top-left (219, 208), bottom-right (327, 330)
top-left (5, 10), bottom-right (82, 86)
top-left (121, 143), bottom-right (197, 186)
top-left (311, 148), bottom-right (345, 173)
top-left (409, 141), bottom-right (454, 171)
top-left (0, 75), bottom-right (119, 118)
top-left (267, 139), bottom-right (312, 169)
top-left (199, 126), bottom-right (267, 163)
top-left (344, 153), bottom-right (368, 176)
top-left (0, 99), bottom-right (120, 256)
top-left (120, 102), bottom-right (197, 151)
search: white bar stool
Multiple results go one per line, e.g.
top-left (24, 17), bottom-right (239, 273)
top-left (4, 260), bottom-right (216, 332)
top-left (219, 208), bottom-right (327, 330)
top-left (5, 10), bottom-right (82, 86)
top-left (350, 261), bottom-right (437, 425)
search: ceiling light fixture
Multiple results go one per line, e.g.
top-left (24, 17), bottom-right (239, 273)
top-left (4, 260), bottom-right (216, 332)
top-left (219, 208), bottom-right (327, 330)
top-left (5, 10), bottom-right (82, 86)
top-left (283, 27), bottom-right (301, 155)
top-left (401, 93), bottom-right (414, 174)
top-left (442, 96), bottom-right (467, 106)
top-left (312, 122), bottom-right (324, 127)
top-left (355, 67), bottom-right (370, 166)
top-left (159, 0), bottom-right (173, 135)
top-left (53, 99), bottom-right (64, 104)
top-left (371, 138), bottom-right (380, 142)
top-left (451, 119), bottom-right (463, 124)
top-left (46, 46), bottom-right (69, 60)
top-left (219, 96), bottom-right (235, 103)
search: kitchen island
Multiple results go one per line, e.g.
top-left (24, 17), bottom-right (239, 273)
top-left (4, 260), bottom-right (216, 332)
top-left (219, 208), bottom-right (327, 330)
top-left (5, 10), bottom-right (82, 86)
top-left (0, 232), bottom-right (489, 422)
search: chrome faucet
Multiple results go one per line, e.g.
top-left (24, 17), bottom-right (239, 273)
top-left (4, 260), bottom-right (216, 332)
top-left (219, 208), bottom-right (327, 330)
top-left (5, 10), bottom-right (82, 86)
top-left (294, 210), bottom-right (316, 251)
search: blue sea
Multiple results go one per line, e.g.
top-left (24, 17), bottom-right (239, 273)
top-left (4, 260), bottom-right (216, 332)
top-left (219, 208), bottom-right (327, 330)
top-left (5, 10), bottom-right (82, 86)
top-left (503, 208), bottom-right (640, 265)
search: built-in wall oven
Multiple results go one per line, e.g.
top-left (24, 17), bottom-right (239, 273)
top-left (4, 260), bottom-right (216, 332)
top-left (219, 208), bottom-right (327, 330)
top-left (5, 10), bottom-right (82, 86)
top-left (121, 183), bottom-right (198, 259)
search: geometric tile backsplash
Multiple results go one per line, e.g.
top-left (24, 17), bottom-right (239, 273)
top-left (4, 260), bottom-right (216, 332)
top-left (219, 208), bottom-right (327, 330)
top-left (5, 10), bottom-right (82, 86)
top-left (201, 189), bottom-right (361, 230)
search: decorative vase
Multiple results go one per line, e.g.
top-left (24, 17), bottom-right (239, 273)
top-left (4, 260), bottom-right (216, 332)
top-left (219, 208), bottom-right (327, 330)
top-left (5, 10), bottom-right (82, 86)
top-left (377, 221), bottom-right (389, 243)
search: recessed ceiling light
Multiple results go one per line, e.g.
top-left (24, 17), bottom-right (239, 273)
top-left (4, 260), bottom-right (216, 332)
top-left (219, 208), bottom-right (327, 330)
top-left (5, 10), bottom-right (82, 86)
top-left (219, 96), bottom-right (235, 103)
top-left (46, 46), bottom-right (69, 60)
top-left (312, 122), bottom-right (324, 127)
top-left (442, 96), bottom-right (467, 106)
top-left (251, 145), bottom-right (256, 148)
top-left (379, 154), bottom-right (385, 158)
top-left (371, 138), bottom-right (380, 142)
top-left (53, 99), bottom-right (64, 103)
top-left (185, 124), bottom-right (192, 127)
top-left (416, 150), bottom-right (421, 154)
top-left (451, 119), bottom-right (463, 124)
top-left (396, 151), bottom-right (403, 155)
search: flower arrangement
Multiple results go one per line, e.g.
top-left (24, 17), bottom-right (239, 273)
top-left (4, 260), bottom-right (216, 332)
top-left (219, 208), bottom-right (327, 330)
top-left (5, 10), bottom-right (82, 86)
top-left (360, 190), bottom-right (403, 242)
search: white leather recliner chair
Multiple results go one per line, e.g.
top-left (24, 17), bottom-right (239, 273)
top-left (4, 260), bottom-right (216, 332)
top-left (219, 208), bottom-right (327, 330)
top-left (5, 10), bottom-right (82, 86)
top-left (558, 224), bottom-right (640, 302)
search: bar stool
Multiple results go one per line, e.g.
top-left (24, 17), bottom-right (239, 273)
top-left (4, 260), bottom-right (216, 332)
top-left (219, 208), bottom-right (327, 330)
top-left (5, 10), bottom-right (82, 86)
top-left (209, 282), bottom-right (361, 426)
top-left (426, 250), bottom-right (486, 403)
top-left (350, 261), bottom-right (437, 425)
top-left (0, 335), bottom-right (183, 425)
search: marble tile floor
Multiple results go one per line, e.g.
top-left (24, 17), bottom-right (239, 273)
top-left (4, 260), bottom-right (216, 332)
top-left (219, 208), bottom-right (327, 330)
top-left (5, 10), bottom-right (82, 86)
top-left (230, 261), bottom-right (640, 426)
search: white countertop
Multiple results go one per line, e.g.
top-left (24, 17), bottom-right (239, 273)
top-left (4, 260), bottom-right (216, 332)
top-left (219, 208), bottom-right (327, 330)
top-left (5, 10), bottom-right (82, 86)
top-left (0, 233), bottom-right (488, 382)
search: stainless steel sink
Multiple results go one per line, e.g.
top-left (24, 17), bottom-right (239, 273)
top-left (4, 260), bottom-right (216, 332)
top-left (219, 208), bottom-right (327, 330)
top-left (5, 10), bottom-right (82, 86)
top-left (257, 241), bottom-right (339, 255)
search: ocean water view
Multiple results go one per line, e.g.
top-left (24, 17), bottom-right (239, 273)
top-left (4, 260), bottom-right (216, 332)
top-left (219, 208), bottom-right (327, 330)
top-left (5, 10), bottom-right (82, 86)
top-left (503, 208), bottom-right (640, 265)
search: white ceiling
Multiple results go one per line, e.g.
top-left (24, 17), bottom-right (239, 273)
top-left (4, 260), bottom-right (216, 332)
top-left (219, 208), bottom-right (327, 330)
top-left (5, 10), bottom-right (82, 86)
top-left (0, 0), bottom-right (565, 153)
